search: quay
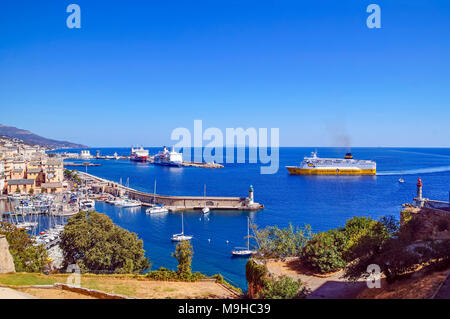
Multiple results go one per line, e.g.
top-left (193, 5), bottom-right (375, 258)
top-left (64, 162), bottom-right (101, 167)
top-left (76, 172), bottom-right (263, 212)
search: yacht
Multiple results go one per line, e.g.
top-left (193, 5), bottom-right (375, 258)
top-left (146, 180), bottom-right (169, 214)
top-left (146, 205), bottom-right (169, 214)
top-left (231, 217), bottom-right (257, 257)
top-left (79, 199), bottom-right (95, 211)
top-left (171, 212), bottom-right (193, 241)
top-left (202, 184), bottom-right (210, 214)
top-left (115, 198), bottom-right (141, 208)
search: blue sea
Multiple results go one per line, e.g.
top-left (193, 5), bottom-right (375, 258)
top-left (53, 147), bottom-right (450, 290)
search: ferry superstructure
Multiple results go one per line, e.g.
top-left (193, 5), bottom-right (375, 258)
top-left (286, 152), bottom-right (376, 175)
top-left (154, 146), bottom-right (183, 167)
top-left (130, 146), bottom-right (149, 162)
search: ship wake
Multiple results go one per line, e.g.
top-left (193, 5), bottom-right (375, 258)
top-left (377, 166), bottom-right (450, 176)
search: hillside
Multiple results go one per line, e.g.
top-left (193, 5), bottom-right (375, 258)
top-left (0, 124), bottom-right (87, 149)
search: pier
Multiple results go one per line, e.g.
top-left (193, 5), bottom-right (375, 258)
top-left (76, 172), bottom-right (263, 212)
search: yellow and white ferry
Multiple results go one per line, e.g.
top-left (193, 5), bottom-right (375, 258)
top-left (286, 152), bottom-right (376, 175)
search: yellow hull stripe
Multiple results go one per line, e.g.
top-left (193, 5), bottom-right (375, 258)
top-left (286, 167), bottom-right (376, 175)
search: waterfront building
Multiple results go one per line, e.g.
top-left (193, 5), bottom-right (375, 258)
top-left (0, 162), bottom-right (5, 194)
top-left (80, 150), bottom-right (92, 160)
top-left (6, 179), bottom-right (35, 194)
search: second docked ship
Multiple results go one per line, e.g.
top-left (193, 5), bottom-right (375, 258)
top-left (286, 151), bottom-right (376, 175)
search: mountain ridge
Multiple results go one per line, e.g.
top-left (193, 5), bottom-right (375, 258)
top-left (0, 124), bottom-right (87, 149)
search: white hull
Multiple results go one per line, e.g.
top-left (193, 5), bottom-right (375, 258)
top-left (171, 234), bottom-right (193, 242)
top-left (146, 207), bottom-right (168, 214)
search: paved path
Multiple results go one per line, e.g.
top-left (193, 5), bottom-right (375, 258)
top-left (0, 287), bottom-right (36, 299)
top-left (434, 273), bottom-right (450, 299)
top-left (266, 260), bottom-right (367, 299)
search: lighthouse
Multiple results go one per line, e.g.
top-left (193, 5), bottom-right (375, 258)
top-left (415, 178), bottom-right (424, 208)
top-left (249, 185), bottom-right (254, 204)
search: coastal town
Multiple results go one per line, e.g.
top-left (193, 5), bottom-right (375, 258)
top-left (0, 136), bottom-right (65, 196)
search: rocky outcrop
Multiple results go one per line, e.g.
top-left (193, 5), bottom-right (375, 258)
top-left (0, 235), bottom-right (15, 273)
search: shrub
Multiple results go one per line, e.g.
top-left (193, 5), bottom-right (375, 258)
top-left (437, 218), bottom-right (450, 232)
top-left (246, 259), bottom-right (269, 288)
top-left (0, 222), bottom-right (50, 272)
top-left (301, 231), bottom-right (346, 274)
top-left (253, 223), bottom-right (312, 258)
top-left (259, 275), bottom-right (306, 299)
top-left (146, 267), bottom-right (207, 282)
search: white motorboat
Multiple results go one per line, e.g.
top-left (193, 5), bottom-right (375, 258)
top-left (146, 205), bottom-right (168, 214)
top-left (202, 184), bottom-right (210, 214)
top-left (79, 199), bottom-right (95, 211)
top-left (113, 197), bottom-right (141, 207)
top-left (398, 178), bottom-right (405, 183)
top-left (231, 217), bottom-right (257, 257)
top-left (171, 212), bottom-right (193, 241)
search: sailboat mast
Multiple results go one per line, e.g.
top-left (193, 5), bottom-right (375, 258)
top-left (153, 180), bottom-right (156, 204)
top-left (247, 217), bottom-right (250, 250)
top-left (181, 212), bottom-right (184, 235)
top-left (204, 184), bottom-right (206, 205)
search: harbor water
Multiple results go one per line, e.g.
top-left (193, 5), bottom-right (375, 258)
top-left (46, 147), bottom-right (450, 289)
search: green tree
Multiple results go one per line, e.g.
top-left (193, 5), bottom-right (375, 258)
top-left (172, 240), bottom-right (193, 276)
top-left (259, 275), bottom-right (306, 299)
top-left (301, 231), bottom-right (346, 274)
top-left (253, 223), bottom-right (312, 258)
top-left (29, 188), bottom-right (34, 195)
top-left (0, 222), bottom-right (49, 272)
top-left (60, 211), bottom-right (150, 274)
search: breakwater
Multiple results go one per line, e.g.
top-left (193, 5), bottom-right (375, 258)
top-left (77, 172), bottom-right (263, 212)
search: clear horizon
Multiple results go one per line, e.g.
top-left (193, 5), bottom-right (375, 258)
top-left (1, 1), bottom-right (450, 147)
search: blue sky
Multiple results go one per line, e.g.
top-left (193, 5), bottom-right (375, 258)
top-left (1, 0), bottom-right (449, 147)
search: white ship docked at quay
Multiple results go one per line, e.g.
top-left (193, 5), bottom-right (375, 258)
top-left (130, 146), bottom-right (149, 162)
top-left (286, 152), bottom-right (376, 175)
top-left (153, 146), bottom-right (183, 167)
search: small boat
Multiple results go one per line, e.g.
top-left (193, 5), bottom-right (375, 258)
top-left (113, 197), bottom-right (141, 207)
top-left (146, 180), bottom-right (168, 214)
top-left (79, 199), bottom-right (95, 211)
top-left (171, 212), bottom-right (193, 241)
top-left (398, 178), bottom-right (405, 183)
top-left (202, 184), bottom-right (210, 214)
top-left (232, 217), bottom-right (257, 257)
top-left (146, 205), bottom-right (168, 215)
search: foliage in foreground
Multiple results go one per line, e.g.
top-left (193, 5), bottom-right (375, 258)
top-left (253, 223), bottom-right (312, 258)
top-left (172, 240), bottom-right (194, 276)
top-left (344, 219), bottom-right (450, 282)
top-left (301, 230), bottom-right (347, 274)
top-left (245, 259), bottom-right (305, 299)
top-left (0, 222), bottom-right (49, 273)
top-left (60, 211), bottom-right (150, 274)
top-left (259, 275), bottom-right (306, 299)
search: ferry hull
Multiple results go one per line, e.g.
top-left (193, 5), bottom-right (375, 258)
top-left (286, 167), bottom-right (376, 175)
top-left (130, 156), bottom-right (147, 162)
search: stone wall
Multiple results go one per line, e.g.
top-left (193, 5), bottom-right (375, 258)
top-left (0, 235), bottom-right (15, 273)
top-left (402, 206), bottom-right (450, 241)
